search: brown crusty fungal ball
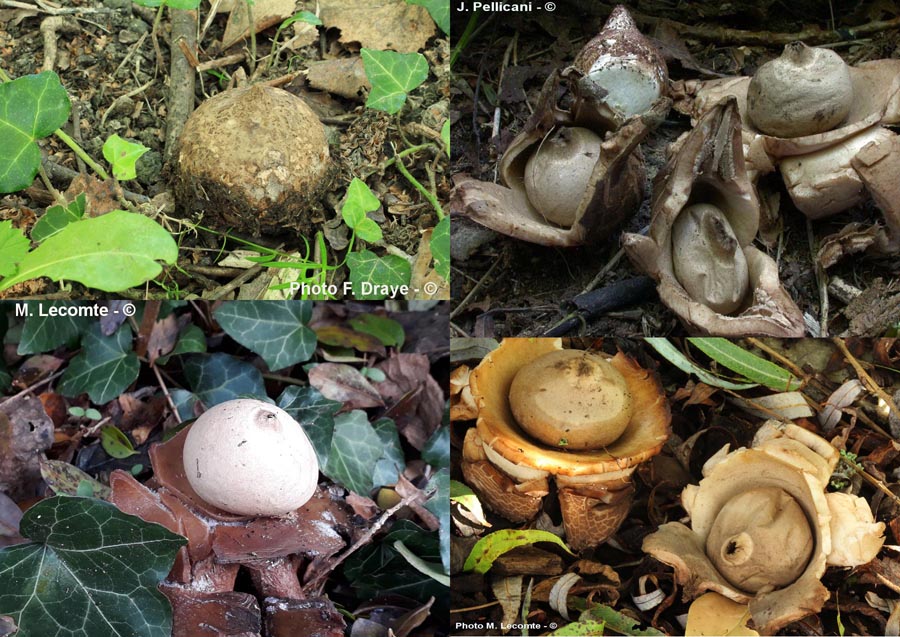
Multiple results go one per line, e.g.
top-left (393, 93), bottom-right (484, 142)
top-left (175, 84), bottom-right (331, 236)
top-left (705, 487), bottom-right (814, 593)
top-left (747, 42), bottom-right (853, 138)
top-left (523, 127), bottom-right (603, 228)
top-left (182, 399), bottom-right (319, 516)
top-left (508, 349), bottom-right (634, 449)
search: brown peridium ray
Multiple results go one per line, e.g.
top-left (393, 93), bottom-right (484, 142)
top-left (622, 97), bottom-right (805, 336)
top-left (109, 424), bottom-right (358, 637)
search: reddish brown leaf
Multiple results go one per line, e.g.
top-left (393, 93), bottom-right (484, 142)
top-left (12, 355), bottom-right (64, 389)
top-left (264, 596), bottom-right (345, 637)
top-left (375, 354), bottom-right (443, 449)
top-left (147, 312), bottom-right (181, 364)
top-left (160, 585), bottom-right (261, 637)
top-left (307, 363), bottom-right (384, 409)
top-left (0, 395), bottom-right (54, 501)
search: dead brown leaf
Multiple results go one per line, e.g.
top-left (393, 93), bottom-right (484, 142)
top-left (307, 57), bottom-right (370, 99)
top-left (319, 0), bottom-right (436, 53)
top-left (376, 354), bottom-right (443, 449)
top-left (307, 363), bottom-right (385, 409)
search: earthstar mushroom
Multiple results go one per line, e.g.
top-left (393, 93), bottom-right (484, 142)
top-left (461, 338), bottom-right (670, 550)
top-left (182, 398), bottom-right (319, 517)
top-left (642, 421), bottom-right (885, 635)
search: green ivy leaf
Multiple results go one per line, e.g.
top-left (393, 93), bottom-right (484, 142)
top-left (422, 426), bottom-right (449, 468)
top-left (155, 323), bottom-right (207, 365)
top-left (344, 520), bottom-right (446, 610)
top-left (341, 178), bottom-right (383, 243)
top-left (0, 71), bottom-right (71, 193)
top-left (346, 250), bottom-right (411, 300)
top-left (100, 424), bottom-right (138, 458)
top-left (348, 313), bottom-right (405, 349)
top-left (17, 304), bottom-right (91, 355)
top-left (407, 0), bottom-right (448, 34)
top-left (214, 301), bottom-right (316, 370)
top-left (0, 221), bottom-right (30, 278)
top-left (424, 467), bottom-right (450, 574)
top-left (31, 193), bottom-right (86, 242)
top-left (277, 385), bottom-right (342, 468)
top-left (102, 135), bottom-right (149, 181)
top-left (372, 417), bottom-right (405, 487)
top-left (58, 322), bottom-right (139, 404)
top-left (430, 216), bottom-right (449, 281)
top-left (361, 48), bottom-right (429, 114)
top-left (0, 496), bottom-right (186, 637)
top-left (327, 410), bottom-right (385, 495)
top-left (464, 529), bottom-right (574, 574)
top-left (0, 210), bottom-right (178, 293)
top-left (163, 0), bottom-right (201, 9)
top-left (183, 353), bottom-right (266, 406)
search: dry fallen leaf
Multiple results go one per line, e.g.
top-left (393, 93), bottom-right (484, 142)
top-left (222, 0), bottom-right (295, 49)
top-left (307, 57), bottom-right (371, 99)
top-left (319, 0), bottom-right (436, 53)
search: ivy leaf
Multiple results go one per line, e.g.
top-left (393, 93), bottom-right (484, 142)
top-left (424, 467), bottom-right (450, 574)
top-left (280, 10), bottom-right (322, 28)
top-left (346, 250), bottom-right (411, 300)
top-left (372, 417), bottom-right (405, 487)
top-left (0, 210), bottom-right (178, 293)
top-left (430, 216), bottom-right (449, 281)
top-left (361, 49), bottom-right (429, 114)
top-left (214, 301), bottom-right (316, 370)
top-left (183, 353), bottom-right (266, 406)
top-left (17, 304), bottom-right (92, 354)
top-left (0, 221), bottom-right (30, 278)
top-left (277, 385), bottom-right (342, 468)
top-left (422, 425), bottom-right (449, 468)
top-left (0, 71), bottom-right (71, 193)
top-left (102, 135), bottom-right (149, 181)
top-left (0, 495), bottom-right (186, 637)
top-left (341, 178), bottom-right (383, 243)
top-left (31, 193), bottom-right (86, 242)
top-left (348, 313), bottom-right (405, 349)
top-left (326, 410), bottom-right (385, 495)
top-left (58, 322), bottom-right (139, 404)
top-left (406, 0), bottom-right (448, 35)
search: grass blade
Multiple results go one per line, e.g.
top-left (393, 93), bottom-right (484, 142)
top-left (645, 338), bottom-right (757, 390)
top-left (688, 338), bottom-right (802, 391)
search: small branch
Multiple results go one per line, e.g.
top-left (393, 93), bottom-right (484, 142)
top-left (53, 128), bottom-right (109, 180)
top-left (833, 338), bottom-right (900, 422)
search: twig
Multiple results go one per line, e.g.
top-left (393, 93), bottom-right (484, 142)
top-left (833, 338), bottom-right (900, 422)
top-left (112, 32), bottom-right (148, 78)
top-left (100, 79), bottom-right (155, 128)
top-left (151, 362), bottom-right (182, 425)
top-left (0, 370), bottom-right (66, 406)
top-left (807, 218), bottom-right (829, 336)
top-left (41, 157), bottom-right (148, 203)
top-left (208, 265), bottom-right (265, 299)
top-left (0, 0), bottom-right (113, 14)
top-left (303, 491), bottom-right (420, 596)
top-left (450, 257), bottom-right (502, 320)
top-left (840, 450), bottom-right (900, 508)
top-left (581, 225), bottom-right (649, 295)
top-left (196, 52), bottom-right (245, 72)
top-left (164, 7), bottom-right (197, 162)
top-left (40, 16), bottom-right (79, 72)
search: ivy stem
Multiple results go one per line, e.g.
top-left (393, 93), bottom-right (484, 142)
top-left (246, 0), bottom-right (257, 75)
top-left (0, 68), bottom-right (10, 82)
top-left (53, 128), bottom-right (110, 180)
top-left (391, 145), bottom-right (444, 219)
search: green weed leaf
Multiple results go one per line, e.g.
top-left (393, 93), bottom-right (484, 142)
top-left (0, 210), bottom-right (178, 292)
top-left (430, 216), bottom-right (449, 280)
top-left (214, 301), bottom-right (316, 370)
top-left (341, 178), bottom-right (383, 243)
top-left (347, 313), bottom-right (405, 348)
top-left (361, 48), bottom-right (429, 114)
top-left (58, 322), bottom-right (139, 404)
top-left (40, 458), bottom-right (111, 499)
top-left (687, 337), bottom-right (802, 391)
top-left (100, 424), bottom-right (138, 459)
top-left (0, 221), bottom-right (30, 278)
top-left (347, 250), bottom-right (411, 300)
top-left (183, 353), bottom-right (266, 406)
top-left (281, 9), bottom-right (321, 27)
top-left (31, 193), bottom-right (86, 242)
top-left (645, 338), bottom-right (757, 390)
top-left (0, 496), bottom-right (186, 637)
top-left (566, 605), bottom-right (665, 636)
top-left (163, 0), bottom-right (201, 9)
top-left (102, 134), bottom-right (149, 181)
top-left (394, 539), bottom-right (449, 586)
top-left (407, 0), bottom-right (448, 34)
top-left (464, 529), bottom-right (573, 574)
top-left (0, 71), bottom-right (71, 193)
